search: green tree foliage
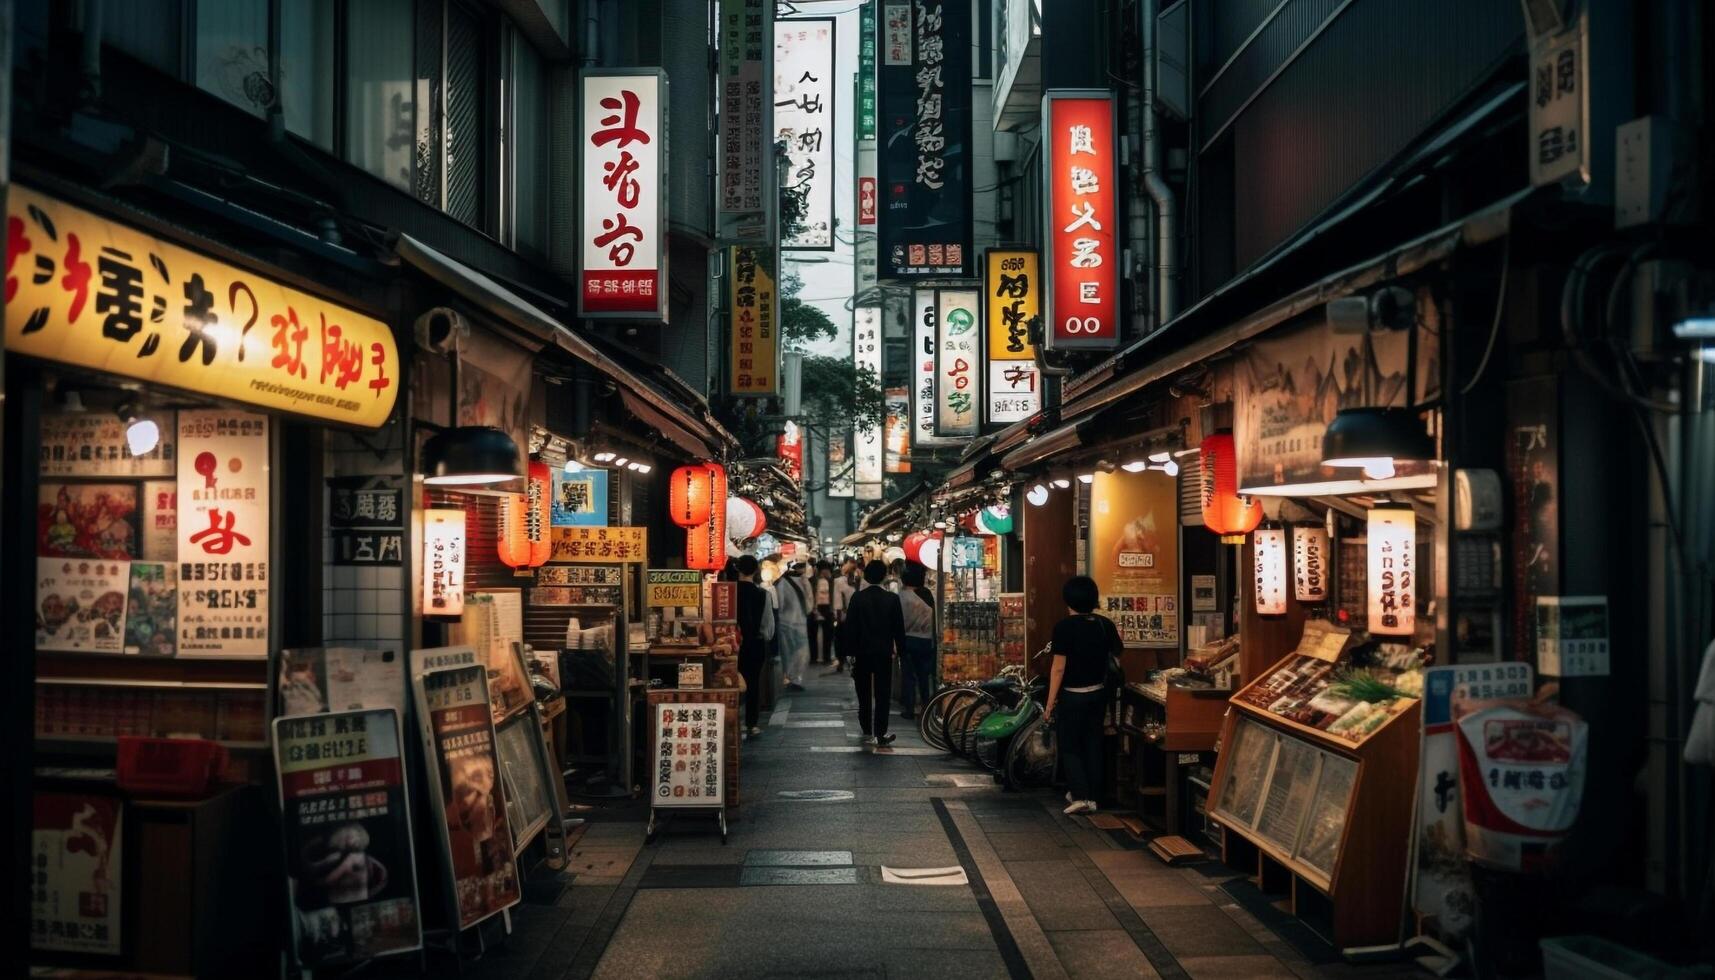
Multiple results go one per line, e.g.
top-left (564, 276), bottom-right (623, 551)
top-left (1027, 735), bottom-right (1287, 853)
top-left (779, 272), bottom-right (837, 346)
top-left (801, 355), bottom-right (883, 433)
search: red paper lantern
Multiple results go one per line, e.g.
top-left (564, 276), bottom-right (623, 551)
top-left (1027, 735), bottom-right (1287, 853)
top-left (669, 463), bottom-right (716, 528)
top-left (686, 462), bottom-right (729, 571)
top-left (1200, 431), bottom-right (1263, 544)
top-left (497, 492), bottom-right (531, 567)
top-left (526, 460), bottom-right (552, 567)
top-left (747, 498), bottom-right (766, 539)
top-left (903, 531), bottom-right (931, 563)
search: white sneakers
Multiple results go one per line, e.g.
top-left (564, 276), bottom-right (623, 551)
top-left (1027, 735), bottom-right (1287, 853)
top-left (1062, 799), bottom-right (1098, 815)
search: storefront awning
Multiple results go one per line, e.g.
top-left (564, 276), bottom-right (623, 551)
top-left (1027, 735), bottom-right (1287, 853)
top-left (998, 411), bottom-right (1098, 472)
top-left (395, 234), bottom-right (736, 458)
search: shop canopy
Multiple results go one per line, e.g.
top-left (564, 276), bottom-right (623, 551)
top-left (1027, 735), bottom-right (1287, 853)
top-left (843, 482), bottom-right (932, 546)
top-left (395, 234), bottom-right (738, 460)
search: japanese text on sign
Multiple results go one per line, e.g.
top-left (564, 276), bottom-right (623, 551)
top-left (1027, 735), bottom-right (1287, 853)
top-left (177, 410), bottom-right (269, 657)
top-left (654, 703), bottom-right (725, 807)
top-left (719, 0), bottom-right (769, 214)
top-left (549, 526), bottom-right (648, 564)
top-left (985, 250), bottom-right (1041, 424)
top-left (853, 306), bottom-right (884, 497)
top-left (580, 72), bottom-right (665, 318)
top-left (912, 289), bottom-right (956, 447)
top-left (646, 569), bottom-right (705, 608)
top-left (774, 19), bottom-right (836, 249)
top-left (1043, 94), bottom-right (1119, 349)
top-left (878, 1), bottom-right (972, 278)
top-left (1528, 24), bottom-right (1587, 187)
top-left (934, 289), bottom-right (980, 437)
top-left (728, 246), bottom-right (778, 395)
top-left (6, 186), bottom-right (397, 427)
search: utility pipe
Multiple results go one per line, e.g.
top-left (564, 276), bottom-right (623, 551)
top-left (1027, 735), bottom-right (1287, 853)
top-left (1139, 0), bottom-right (1178, 330)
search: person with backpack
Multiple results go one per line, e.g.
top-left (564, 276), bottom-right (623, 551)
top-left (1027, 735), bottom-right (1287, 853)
top-left (1042, 575), bottom-right (1122, 814)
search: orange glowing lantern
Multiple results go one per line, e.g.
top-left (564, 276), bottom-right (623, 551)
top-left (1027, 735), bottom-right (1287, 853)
top-left (526, 460), bottom-right (553, 567)
top-left (669, 463), bottom-right (716, 528)
top-left (1200, 431), bottom-right (1263, 544)
top-left (686, 462), bottom-right (729, 571)
top-left (497, 492), bottom-right (531, 568)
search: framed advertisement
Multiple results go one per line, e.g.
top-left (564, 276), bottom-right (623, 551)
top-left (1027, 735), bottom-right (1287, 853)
top-left (1088, 470), bottom-right (1181, 647)
top-left (175, 410), bottom-right (270, 657)
top-left (578, 69), bottom-right (668, 321)
top-left (495, 713), bottom-right (555, 856)
top-left (274, 708), bottom-right (423, 968)
top-left (647, 700), bottom-right (728, 842)
top-left (31, 787), bottom-right (124, 957)
top-left (408, 650), bottom-right (522, 931)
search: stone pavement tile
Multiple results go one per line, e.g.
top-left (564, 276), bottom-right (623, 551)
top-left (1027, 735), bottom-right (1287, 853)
top-left (860, 880), bottom-right (981, 912)
top-left (649, 842), bottom-right (747, 865)
top-left (850, 846), bottom-right (962, 869)
top-left (1177, 954), bottom-right (1299, 979)
top-left (556, 881), bottom-right (617, 919)
top-left (879, 947), bottom-right (1010, 979)
top-left (566, 844), bottom-right (642, 877)
top-left (1141, 905), bottom-right (1266, 960)
top-left (1089, 848), bottom-right (1158, 876)
top-left (1110, 872), bottom-right (1220, 909)
top-left (985, 831), bottom-right (1081, 862)
top-left (744, 848), bottom-right (856, 866)
top-left (577, 822), bottom-right (648, 844)
top-left (1006, 860), bottom-right (1121, 931)
top-left (1047, 929), bottom-right (1164, 980)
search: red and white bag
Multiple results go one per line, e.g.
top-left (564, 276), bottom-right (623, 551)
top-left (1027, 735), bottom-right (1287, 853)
top-left (1453, 699), bottom-right (1587, 872)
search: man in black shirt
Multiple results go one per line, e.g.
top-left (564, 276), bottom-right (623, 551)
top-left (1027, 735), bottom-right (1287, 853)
top-left (842, 560), bottom-right (906, 745)
top-left (734, 555), bottom-right (775, 737)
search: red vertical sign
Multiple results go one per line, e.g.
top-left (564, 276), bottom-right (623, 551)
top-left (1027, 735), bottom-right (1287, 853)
top-left (1043, 93), bottom-right (1119, 349)
top-left (858, 177), bottom-right (877, 225)
top-left (580, 70), bottom-right (666, 319)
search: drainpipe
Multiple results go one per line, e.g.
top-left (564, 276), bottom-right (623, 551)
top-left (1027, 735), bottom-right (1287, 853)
top-left (78, 0), bottom-right (101, 103)
top-left (1139, 0), bottom-right (1178, 331)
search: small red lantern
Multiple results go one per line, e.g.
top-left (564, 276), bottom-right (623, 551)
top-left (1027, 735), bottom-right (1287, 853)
top-left (686, 462), bottom-right (729, 571)
top-left (526, 460), bottom-right (552, 567)
top-left (1200, 431), bottom-right (1263, 544)
top-left (903, 530), bottom-right (931, 563)
top-left (497, 492), bottom-right (531, 568)
top-left (669, 464), bottom-right (715, 528)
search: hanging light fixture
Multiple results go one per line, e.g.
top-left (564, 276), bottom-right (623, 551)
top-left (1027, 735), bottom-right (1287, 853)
top-left (1292, 521), bottom-right (1329, 603)
top-left (1158, 459), bottom-right (1180, 478)
top-left (526, 460), bottom-right (553, 567)
top-left (1253, 523), bottom-right (1289, 616)
top-left (1200, 431), bottom-right (1263, 544)
top-left (1367, 504), bottom-right (1417, 636)
top-left (1051, 477), bottom-right (1071, 490)
top-left (669, 464), bottom-right (716, 527)
top-left (496, 492), bottom-right (531, 568)
top-left (1321, 407), bottom-right (1434, 479)
top-left (422, 426), bottom-right (522, 485)
top-left (1026, 483), bottom-right (1050, 506)
top-left (1120, 460), bottom-right (1149, 473)
top-left (117, 402), bottom-right (159, 457)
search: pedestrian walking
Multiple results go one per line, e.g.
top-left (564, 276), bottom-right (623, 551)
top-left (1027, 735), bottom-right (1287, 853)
top-left (897, 561), bottom-right (936, 720)
top-left (809, 560), bottom-right (835, 664)
top-left (776, 561), bottom-right (812, 691)
top-left (1042, 575), bottom-right (1122, 814)
top-left (829, 559), bottom-right (860, 674)
top-left (885, 557), bottom-right (905, 593)
top-left (733, 555), bottom-right (775, 737)
top-left (842, 560), bottom-right (906, 745)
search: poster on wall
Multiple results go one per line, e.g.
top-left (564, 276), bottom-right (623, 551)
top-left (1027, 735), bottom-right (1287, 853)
top-left (934, 289), bottom-right (981, 438)
top-left (279, 647), bottom-right (406, 718)
top-left (1042, 93), bottom-right (1120, 351)
top-left (1234, 319), bottom-right (1435, 493)
top-left (38, 483), bottom-right (138, 559)
top-left (718, 0), bottom-right (769, 216)
top-left (123, 562), bottom-right (176, 656)
top-left (140, 480), bottom-right (176, 562)
top-left (328, 476), bottom-right (405, 567)
top-left (450, 593), bottom-right (532, 721)
top-left (31, 790), bottom-right (123, 956)
top-left (275, 708), bottom-right (423, 968)
top-left (1089, 470), bottom-right (1180, 647)
top-left (552, 466), bottom-right (609, 526)
top-left (176, 410), bottom-right (269, 657)
top-left (40, 410), bottom-right (176, 478)
top-left (651, 701), bottom-right (726, 807)
top-left (877, 0), bottom-right (973, 278)
top-left (985, 249), bottom-right (1042, 423)
top-left (1508, 375), bottom-right (1559, 663)
top-left (774, 19), bottom-right (836, 249)
top-left (728, 246), bottom-right (779, 396)
top-left (411, 657), bottom-right (522, 930)
top-left (579, 70), bottom-right (667, 320)
top-left (36, 558), bottom-right (129, 653)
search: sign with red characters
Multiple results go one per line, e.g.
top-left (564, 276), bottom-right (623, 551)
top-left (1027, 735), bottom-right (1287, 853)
top-left (580, 70), bottom-right (667, 320)
top-left (1042, 92), bottom-right (1119, 350)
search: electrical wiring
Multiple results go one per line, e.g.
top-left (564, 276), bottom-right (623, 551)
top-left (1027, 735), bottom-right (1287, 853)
top-left (1458, 235), bottom-right (1510, 396)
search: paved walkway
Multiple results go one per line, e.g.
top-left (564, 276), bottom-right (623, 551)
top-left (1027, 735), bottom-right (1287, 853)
top-left (422, 669), bottom-right (1419, 980)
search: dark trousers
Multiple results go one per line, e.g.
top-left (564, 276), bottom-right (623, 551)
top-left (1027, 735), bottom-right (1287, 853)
top-left (812, 607), bottom-right (834, 662)
top-left (852, 655), bottom-right (893, 737)
top-left (807, 615), bottom-right (823, 663)
top-left (899, 635), bottom-right (935, 712)
top-left (739, 647), bottom-right (765, 728)
top-left (1056, 688), bottom-right (1107, 802)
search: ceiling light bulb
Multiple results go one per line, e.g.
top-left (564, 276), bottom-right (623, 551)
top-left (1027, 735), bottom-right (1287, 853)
top-left (1162, 460), bottom-right (1180, 478)
top-left (563, 458), bottom-right (583, 473)
top-left (1362, 459), bottom-right (1397, 480)
top-left (633, 462), bottom-right (652, 474)
top-left (1121, 460), bottom-right (1148, 473)
top-left (1051, 478), bottom-right (1071, 489)
top-left (1077, 473), bottom-right (1094, 484)
top-left (613, 456), bottom-right (630, 468)
top-left (124, 416), bottom-right (160, 457)
top-left (593, 451), bottom-right (616, 463)
top-left (1026, 484), bottom-right (1049, 506)
top-left (1148, 451), bottom-right (1171, 463)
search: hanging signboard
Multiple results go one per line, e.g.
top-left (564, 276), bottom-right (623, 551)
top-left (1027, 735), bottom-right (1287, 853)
top-left (912, 289), bottom-right (957, 448)
top-left (421, 509), bottom-right (466, 617)
top-left (777, 421), bottom-right (804, 482)
top-left (877, 0), bottom-right (973, 279)
top-left (176, 410), bottom-right (269, 657)
top-left (719, 0), bottom-right (770, 216)
top-left (934, 288), bottom-right (981, 438)
top-left (984, 249), bottom-right (1042, 424)
top-left (651, 701), bottom-right (726, 807)
top-left (275, 707), bottom-right (423, 968)
top-left (5, 186), bottom-right (399, 428)
top-left (1090, 470), bottom-right (1180, 647)
top-left (854, 141), bottom-right (879, 303)
top-left (728, 246), bottom-right (779, 395)
top-left (827, 430), bottom-right (855, 498)
top-left (1042, 92), bottom-right (1120, 350)
top-left (774, 19), bottom-right (836, 250)
top-left (552, 466), bottom-right (609, 526)
top-left (579, 70), bottom-right (667, 320)
top-left (646, 569), bottom-right (704, 608)
top-left (550, 525), bottom-right (648, 563)
top-left (31, 789), bottom-right (124, 956)
top-left (853, 306), bottom-right (885, 498)
top-left (329, 476), bottom-right (405, 567)
top-left (884, 387), bottom-right (911, 473)
top-left (1526, 22), bottom-right (1588, 189)
top-left (410, 655), bottom-right (522, 931)
top-left (856, 0), bottom-right (877, 140)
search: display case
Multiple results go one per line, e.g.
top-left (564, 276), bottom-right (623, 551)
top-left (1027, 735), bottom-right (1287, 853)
top-left (1208, 643), bottom-right (1422, 948)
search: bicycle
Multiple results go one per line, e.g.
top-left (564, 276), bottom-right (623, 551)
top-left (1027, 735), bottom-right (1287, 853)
top-left (933, 652), bottom-right (1059, 790)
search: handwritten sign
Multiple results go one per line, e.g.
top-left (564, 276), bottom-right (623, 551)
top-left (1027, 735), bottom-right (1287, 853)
top-left (549, 526), bottom-right (647, 563)
top-left (652, 702), bottom-right (724, 807)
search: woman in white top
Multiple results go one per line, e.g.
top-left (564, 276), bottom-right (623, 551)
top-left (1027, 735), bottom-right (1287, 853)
top-left (775, 562), bottom-right (812, 691)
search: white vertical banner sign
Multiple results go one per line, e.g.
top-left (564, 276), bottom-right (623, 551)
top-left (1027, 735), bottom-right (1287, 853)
top-left (176, 410), bottom-right (270, 657)
top-left (719, 0), bottom-right (769, 217)
top-left (853, 307), bottom-right (884, 500)
top-left (774, 19), bottom-right (836, 250)
top-left (580, 70), bottom-right (667, 321)
top-left (934, 289), bottom-right (981, 438)
top-left (913, 289), bottom-right (955, 448)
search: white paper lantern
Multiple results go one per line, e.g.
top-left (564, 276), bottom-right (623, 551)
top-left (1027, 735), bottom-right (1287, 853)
top-left (918, 537), bottom-right (942, 572)
top-left (726, 496), bottom-right (758, 541)
top-left (1253, 525), bottom-right (1288, 616)
top-left (1367, 505), bottom-right (1416, 636)
top-left (1292, 522), bottom-right (1330, 603)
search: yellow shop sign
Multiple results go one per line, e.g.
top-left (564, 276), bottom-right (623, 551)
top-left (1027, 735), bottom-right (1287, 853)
top-left (5, 185), bottom-right (399, 428)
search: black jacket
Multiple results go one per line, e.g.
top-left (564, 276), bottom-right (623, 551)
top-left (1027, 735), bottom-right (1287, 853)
top-left (736, 580), bottom-right (772, 656)
top-left (841, 584), bottom-right (906, 662)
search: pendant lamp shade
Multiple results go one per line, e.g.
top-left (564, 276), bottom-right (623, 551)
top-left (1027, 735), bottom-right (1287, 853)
top-left (669, 464), bottom-right (716, 528)
top-left (423, 426), bottom-right (522, 485)
top-left (1321, 407), bottom-right (1434, 476)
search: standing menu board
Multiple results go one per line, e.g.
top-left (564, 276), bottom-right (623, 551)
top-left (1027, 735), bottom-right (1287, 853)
top-left (275, 708), bottom-right (422, 967)
top-left (651, 701), bottom-right (725, 808)
top-left (410, 652), bottom-right (521, 930)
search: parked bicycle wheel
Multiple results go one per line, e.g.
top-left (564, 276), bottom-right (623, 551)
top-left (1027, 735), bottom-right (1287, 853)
top-left (1003, 713), bottom-right (1058, 790)
top-left (953, 697), bottom-right (997, 760)
top-left (920, 687), bottom-right (977, 752)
